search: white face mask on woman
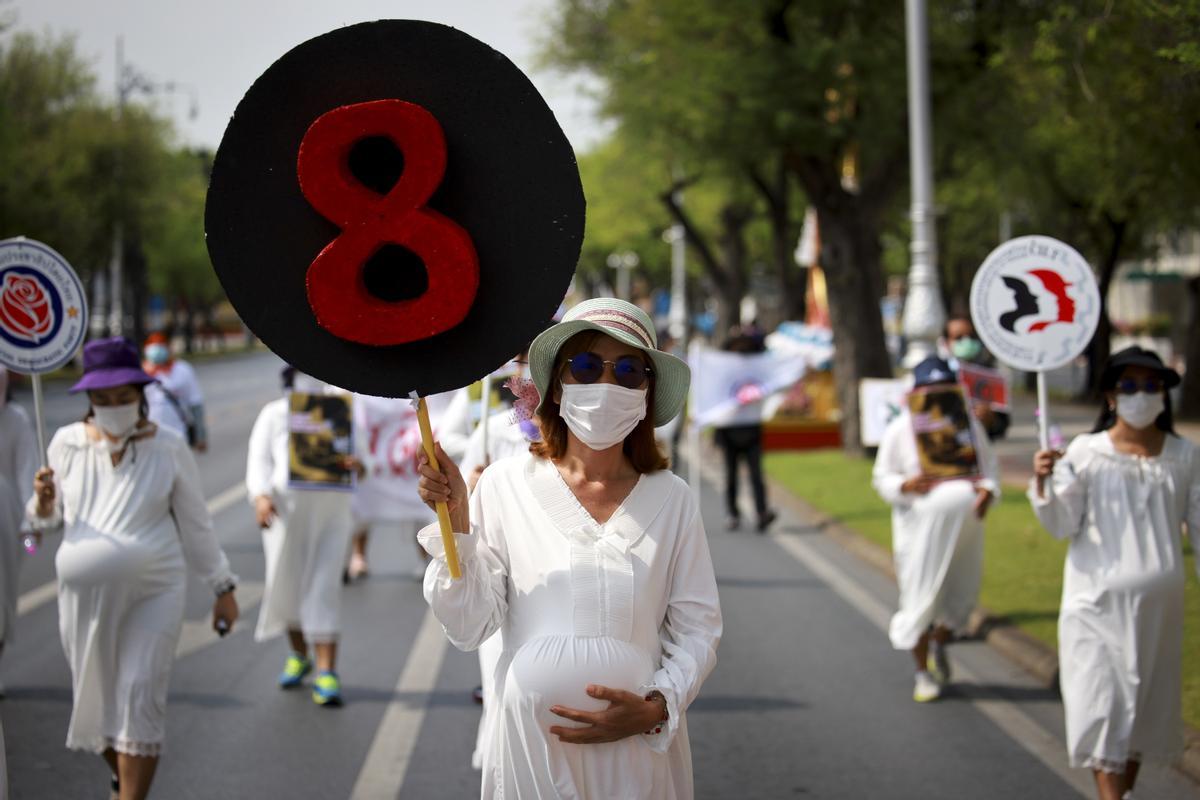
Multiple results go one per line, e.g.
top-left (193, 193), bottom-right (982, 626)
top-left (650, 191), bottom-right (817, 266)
top-left (1115, 392), bottom-right (1164, 430)
top-left (92, 402), bottom-right (141, 439)
top-left (559, 383), bottom-right (648, 451)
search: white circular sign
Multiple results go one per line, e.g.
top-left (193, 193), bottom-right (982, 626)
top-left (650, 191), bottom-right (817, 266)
top-left (969, 235), bottom-right (1100, 372)
top-left (0, 237), bottom-right (89, 374)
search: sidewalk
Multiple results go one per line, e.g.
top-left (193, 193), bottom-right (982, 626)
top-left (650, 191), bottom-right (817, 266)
top-left (994, 391), bottom-right (1200, 485)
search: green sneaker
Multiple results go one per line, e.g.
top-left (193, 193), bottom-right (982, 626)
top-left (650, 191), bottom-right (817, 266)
top-left (312, 670), bottom-right (343, 707)
top-left (278, 652), bottom-right (312, 689)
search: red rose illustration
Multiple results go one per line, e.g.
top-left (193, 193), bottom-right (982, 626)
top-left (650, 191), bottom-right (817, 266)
top-left (0, 273), bottom-right (54, 344)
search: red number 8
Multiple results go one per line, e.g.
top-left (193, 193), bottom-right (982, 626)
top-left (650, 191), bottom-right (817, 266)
top-left (297, 100), bottom-right (479, 346)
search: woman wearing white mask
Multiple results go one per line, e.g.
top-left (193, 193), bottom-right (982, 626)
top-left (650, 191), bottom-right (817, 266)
top-left (1030, 346), bottom-right (1200, 800)
top-left (417, 298), bottom-right (721, 800)
top-left (27, 337), bottom-right (238, 800)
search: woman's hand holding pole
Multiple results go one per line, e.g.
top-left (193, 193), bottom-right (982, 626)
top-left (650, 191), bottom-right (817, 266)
top-left (33, 467), bottom-right (56, 517)
top-left (417, 442), bottom-right (470, 534)
top-left (1032, 449), bottom-right (1062, 498)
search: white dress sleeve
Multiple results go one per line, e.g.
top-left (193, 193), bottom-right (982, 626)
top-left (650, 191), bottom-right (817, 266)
top-left (245, 403), bottom-right (277, 501)
top-left (640, 501), bottom-right (722, 753)
top-left (169, 436), bottom-right (236, 591)
top-left (1027, 435), bottom-right (1089, 540)
top-left (418, 472), bottom-right (509, 651)
top-left (872, 418), bottom-right (911, 506)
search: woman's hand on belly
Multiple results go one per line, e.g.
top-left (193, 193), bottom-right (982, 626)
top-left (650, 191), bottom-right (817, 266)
top-left (549, 685), bottom-right (665, 744)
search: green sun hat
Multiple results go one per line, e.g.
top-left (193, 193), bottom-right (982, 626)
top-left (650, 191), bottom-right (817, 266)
top-left (528, 297), bottom-right (690, 427)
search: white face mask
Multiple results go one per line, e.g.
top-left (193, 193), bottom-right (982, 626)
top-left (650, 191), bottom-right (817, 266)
top-left (559, 383), bottom-right (648, 451)
top-left (92, 402), bottom-right (141, 439)
top-left (1115, 392), bottom-right (1164, 430)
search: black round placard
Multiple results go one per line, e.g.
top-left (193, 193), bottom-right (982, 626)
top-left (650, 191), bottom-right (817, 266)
top-left (206, 20), bottom-right (584, 397)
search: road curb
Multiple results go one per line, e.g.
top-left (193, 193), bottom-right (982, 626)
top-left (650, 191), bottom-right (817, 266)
top-left (765, 472), bottom-right (1200, 785)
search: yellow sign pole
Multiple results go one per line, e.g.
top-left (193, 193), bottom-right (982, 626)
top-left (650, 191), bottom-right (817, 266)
top-left (415, 396), bottom-right (462, 579)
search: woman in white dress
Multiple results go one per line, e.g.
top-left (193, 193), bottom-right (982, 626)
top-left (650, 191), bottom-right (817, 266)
top-left (247, 368), bottom-right (358, 706)
top-left (1031, 347), bottom-right (1200, 800)
top-left (418, 298), bottom-right (721, 800)
top-left (872, 357), bottom-right (998, 703)
top-left (27, 337), bottom-right (239, 800)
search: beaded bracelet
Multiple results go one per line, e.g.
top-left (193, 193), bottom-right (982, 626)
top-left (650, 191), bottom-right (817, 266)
top-left (643, 691), bottom-right (668, 735)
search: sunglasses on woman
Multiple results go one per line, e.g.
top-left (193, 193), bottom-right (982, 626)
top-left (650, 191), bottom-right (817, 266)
top-left (564, 352), bottom-right (652, 390)
top-left (1114, 378), bottom-right (1164, 395)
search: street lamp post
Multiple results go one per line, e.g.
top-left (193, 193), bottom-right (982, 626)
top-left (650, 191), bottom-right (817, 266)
top-left (606, 250), bottom-right (639, 301)
top-left (106, 36), bottom-right (199, 338)
top-left (900, 0), bottom-right (946, 368)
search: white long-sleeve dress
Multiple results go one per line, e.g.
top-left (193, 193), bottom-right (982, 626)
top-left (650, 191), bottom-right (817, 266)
top-left (246, 396), bottom-right (352, 643)
top-left (1028, 431), bottom-right (1200, 771)
top-left (872, 411), bottom-right (999, 650)
top-left (420, 453), bottom-right (721, 799)
top-left (458, 409), bottom-right (536, 771)
top-left (0, 402), bottom-right (38, 647)
top-left (26, 423), bottom-right (235, 755)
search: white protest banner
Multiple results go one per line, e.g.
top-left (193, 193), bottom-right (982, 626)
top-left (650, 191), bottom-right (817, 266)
top-left (970, 235), bottom-right (1100, 447)
top-left (689, 344), bottom-right (808, 428)
top-left (0, 237), bottom-right (89, 460)
top-left (859, 378), bottom-right (911, 447)
top-left (351, 391), bottom-right (466, 522)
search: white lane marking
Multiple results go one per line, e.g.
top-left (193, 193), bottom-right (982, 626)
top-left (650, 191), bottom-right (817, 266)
top-left (174, 581), bottom-right (264, 659)
top-left (349, 609), bottom-right (449, 800)
top-left (17, 482), bottom-right (246, 618)
top-left (699, 456), bottom-right (1093, 798)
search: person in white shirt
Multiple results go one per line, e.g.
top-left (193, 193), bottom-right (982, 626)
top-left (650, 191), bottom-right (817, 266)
top-left (346, 388), bottom-right (471, 581)
top-left (142, 333), bottom-right (207, 452)
top-left (1030, 347), bottom-right (1200, 800)
top-left (872, 356), bottom-right (998, 703)
top-left (28, 337), bottom-right (238, 800)
top-left (246, 368), bottom-right (358, 707)
top-left (417, 298), bottom-right (721, 799)
top-left (0, 367), bottom-right (37, 695)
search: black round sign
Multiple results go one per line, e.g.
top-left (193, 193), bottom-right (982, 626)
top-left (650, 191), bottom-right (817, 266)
top-left (206, 20), bottom-right (584, 397)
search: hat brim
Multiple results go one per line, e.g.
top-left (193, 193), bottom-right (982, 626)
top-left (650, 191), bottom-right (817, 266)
top-left (528, 320), bottom-right (690, 428)
top-left (70, 368), bottom-right (155, 394)
top-left (1101, 353), bottom-right (1181, 389)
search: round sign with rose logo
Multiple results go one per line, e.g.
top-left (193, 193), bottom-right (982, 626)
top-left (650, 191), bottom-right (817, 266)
top-left (0, 237), bottom-right (88, 374)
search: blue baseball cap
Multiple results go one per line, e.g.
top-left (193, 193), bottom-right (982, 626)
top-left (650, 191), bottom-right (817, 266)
top-left (912, 356), bottom-right (957, 388)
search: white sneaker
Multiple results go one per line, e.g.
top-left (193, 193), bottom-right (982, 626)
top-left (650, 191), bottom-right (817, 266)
top-left (913, 670), bottom-right (941, 703)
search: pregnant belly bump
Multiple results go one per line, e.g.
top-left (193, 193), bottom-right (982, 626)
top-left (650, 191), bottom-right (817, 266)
top-left (56, 533), bottom-right (154, 587)
top-left (506, 635), bottom-right (654, 729)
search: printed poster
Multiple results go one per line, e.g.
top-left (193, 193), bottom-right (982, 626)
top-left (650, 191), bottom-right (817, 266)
top-left (907, 385), bottom-right (979, 480)
top-left (958, 363), bottom-right (1010, 412)
top-left (288, 391), bottom-right (355, 490)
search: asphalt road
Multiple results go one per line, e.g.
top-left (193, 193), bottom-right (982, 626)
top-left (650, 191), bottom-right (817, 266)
top-left (3, 350), bottom-right (1198, 799)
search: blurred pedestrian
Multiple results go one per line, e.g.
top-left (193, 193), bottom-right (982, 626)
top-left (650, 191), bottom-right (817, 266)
top-left (0, 367), bottom-right (37, 695)
top-left (872, 357), bottom-right (998, 703)
top-left (246, 368), bottom-right (356, 706)
top-left (26, 337), bottom-right (239, 800)
top-left (942, 314), bottom-right (1010, 440)
top-left (713, 330), bottom-right (776, 532)
top-left (142, 333), bottom-right (208, 452)
top-left (1030, 346), bottom-right (1199, 800)
top-left (348, 387), bottom-right (471, 581)
top-left (417, 298), bottom-right (721, 799)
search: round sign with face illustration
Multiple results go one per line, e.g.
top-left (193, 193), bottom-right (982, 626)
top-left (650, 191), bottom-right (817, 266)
top-left (969, 236), bottom-right (1100, 373)
top-left (0, 237), bottom-right (88, 374)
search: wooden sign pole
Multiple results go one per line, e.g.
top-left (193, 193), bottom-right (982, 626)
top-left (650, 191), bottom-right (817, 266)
top-left (415, 396), bottom-right (462, 579)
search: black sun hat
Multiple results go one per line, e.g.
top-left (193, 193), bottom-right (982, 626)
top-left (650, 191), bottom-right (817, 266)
top-left (1100, 346), bottom-right (1181, 390)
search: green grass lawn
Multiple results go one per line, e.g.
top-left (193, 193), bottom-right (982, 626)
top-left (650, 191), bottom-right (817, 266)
top-left (764, 449), bottom-right (1200, 728)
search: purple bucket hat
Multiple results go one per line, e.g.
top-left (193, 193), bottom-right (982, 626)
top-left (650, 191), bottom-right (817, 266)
top-left (69, 337), bottom-right (155, 393)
